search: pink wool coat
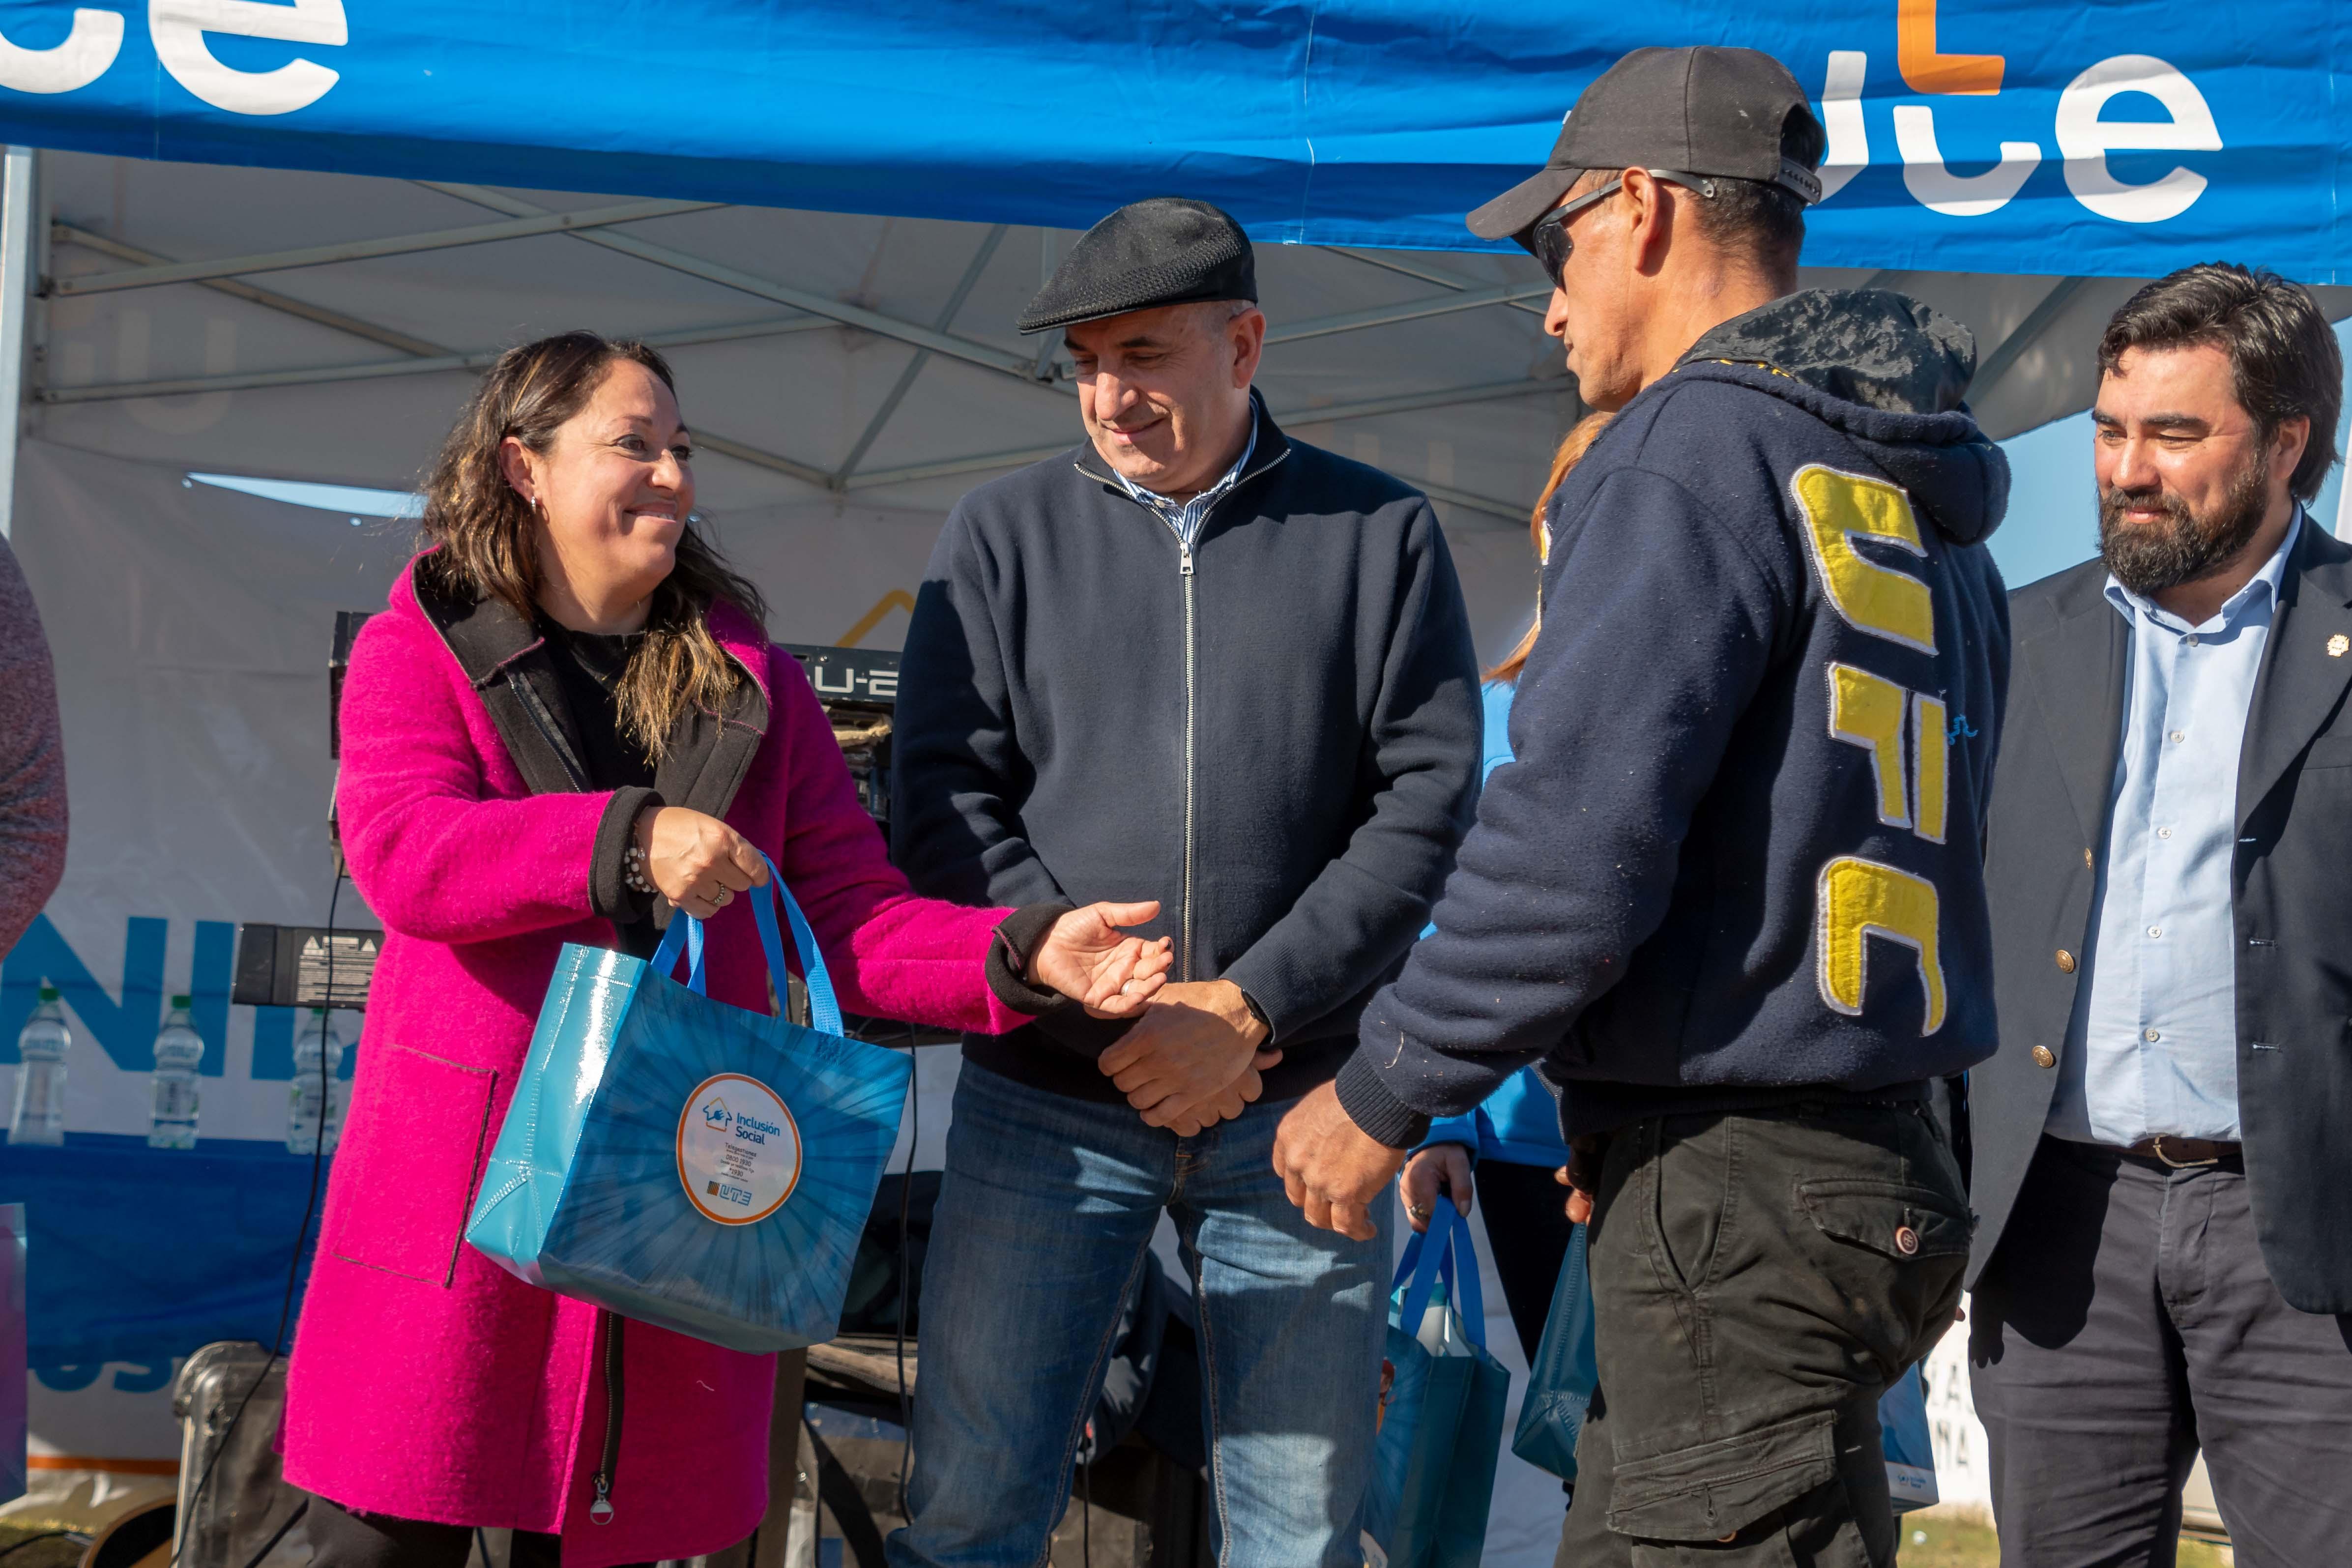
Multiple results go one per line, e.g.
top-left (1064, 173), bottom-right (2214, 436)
top-left (282, 565), bottom-right (1031, 1565)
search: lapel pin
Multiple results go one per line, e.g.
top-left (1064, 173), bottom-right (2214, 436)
top-left (2330, 634), bottom-right (2349, 658)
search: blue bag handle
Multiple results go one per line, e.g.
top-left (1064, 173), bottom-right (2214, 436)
top-left (648, 851), bottom-right (844, 1036)
top-left (1394, 1202), bottom-right (1488, 1353)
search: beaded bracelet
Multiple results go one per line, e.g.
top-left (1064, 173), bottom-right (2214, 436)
top-left (624, 842), bottom-right (656, 896)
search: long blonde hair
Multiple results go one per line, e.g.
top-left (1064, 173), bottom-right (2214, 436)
top-left (416, 332), bottom-right (769, 761)
top-left (1486, 411), bottom-right (1612, 684)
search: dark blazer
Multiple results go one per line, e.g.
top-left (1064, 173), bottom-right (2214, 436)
top-left (1969, 521), bottom-right (2352, 1314)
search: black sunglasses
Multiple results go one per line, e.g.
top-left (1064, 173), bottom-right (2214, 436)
top-left (1525, 170), bottom-right (1718, 284)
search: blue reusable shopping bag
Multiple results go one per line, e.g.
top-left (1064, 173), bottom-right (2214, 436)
top-left (1363, 1203), bottom-right (1510, 1568)
top-left (465, 855), bottom-right (910, 1354)
top-left (1510, 1221), bottom-right (1594, 1481)
top-left (1881, 1361), bottom-right (1939, 1512)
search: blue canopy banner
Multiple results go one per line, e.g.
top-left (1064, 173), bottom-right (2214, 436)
top-left (0, 2), bottom-right (2336, 278)
top-left (0, 2), bottom-right (2336, 279)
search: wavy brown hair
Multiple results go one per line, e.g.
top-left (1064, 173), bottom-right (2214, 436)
top-left (1487, 411), bottom-right (1612, 685)
top-left (416, 331), bottom-right (769, 761)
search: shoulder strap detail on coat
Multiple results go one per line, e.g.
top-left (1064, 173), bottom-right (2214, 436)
top-left (651, 648), bottom-right (770, 820)
top-left (414, 557), bottom-right (774, 823)
top-left (411, 560), bottom-right (589, 795)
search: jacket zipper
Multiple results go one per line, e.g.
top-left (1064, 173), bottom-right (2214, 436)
top-left (1178, 538), bottom-right (1197, 982)
top-left (1072, 438), bottom-right (1292, 983)
top-left (590, 1309), bottom-right (623, 1523)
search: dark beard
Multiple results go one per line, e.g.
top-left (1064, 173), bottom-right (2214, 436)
top-left (2098, 456), bottom-right (2272, 598)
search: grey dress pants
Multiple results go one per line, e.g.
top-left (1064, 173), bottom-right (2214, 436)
top-left (1970, 1137), bottom-right (2352, 1568)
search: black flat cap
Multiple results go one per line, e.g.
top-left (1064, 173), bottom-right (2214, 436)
top-left (1018, 197), bottom-right (1256, 336)
top-left (1469, 46), bottom-right (1825, 247)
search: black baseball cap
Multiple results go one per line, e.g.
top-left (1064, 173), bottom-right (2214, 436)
top-left (1468, 46), bottom-right (1826, 247)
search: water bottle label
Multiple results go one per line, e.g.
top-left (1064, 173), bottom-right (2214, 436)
top-left (675, 1073), bottom-right (801, 1225)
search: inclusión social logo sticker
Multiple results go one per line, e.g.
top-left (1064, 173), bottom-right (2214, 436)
top-left (676, 1073), bottom-right (802, 1224)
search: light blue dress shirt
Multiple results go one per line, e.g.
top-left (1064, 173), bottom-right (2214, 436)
top-left (2047, 512), bottom-right (2302, 1145)
top-left (1108, 404), bottom-right (1258, 551)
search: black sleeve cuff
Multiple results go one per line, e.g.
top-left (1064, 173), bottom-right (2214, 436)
top-left (1238, 989), bottom-right (1274, 1043)
top-left (1334, 1049), bottom-right (1432, 1150)
top-left (985, 902), bottom-right (1074, 1016)
top-left (589, 787), bottom-right (664, 921)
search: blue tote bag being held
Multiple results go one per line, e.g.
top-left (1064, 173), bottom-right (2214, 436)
top-left (1362, 1203), bottom-right (1510, 1568)
top-left (465, 854), bottom-right (911, 1354)
top-left (1511, 1221), bottom-right (1596, 1481)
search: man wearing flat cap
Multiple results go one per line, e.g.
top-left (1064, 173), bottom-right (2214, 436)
top-left (890, 196), bottom-right (1481, 1566)
top-left (1273, 46), bottom-right (2013, 1567)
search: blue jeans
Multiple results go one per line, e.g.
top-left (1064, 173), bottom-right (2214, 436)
top-left (887, 1064), bottom-right (1390, 1568)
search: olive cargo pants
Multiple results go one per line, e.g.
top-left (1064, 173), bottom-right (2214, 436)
top-left (1554, 1098), bottom-right (1969, 1568)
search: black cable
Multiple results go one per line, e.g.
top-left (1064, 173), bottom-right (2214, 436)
top-left (1079, 1443), bottom-right (1092, 1568)
top-left (172, 868), bottom-right (345, 1566)
top-left (235, 1495), bottom-right (308, 1568)
top-left (0, 1531), bottom-right (90, 1560)
top-left (474, 1526), bottom-right (492, 1568)
top-left (894, 1017), bottom-right (918, 1521)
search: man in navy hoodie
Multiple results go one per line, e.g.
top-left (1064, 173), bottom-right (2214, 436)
top-left (1274, 47), bottom-right (2011, 1568)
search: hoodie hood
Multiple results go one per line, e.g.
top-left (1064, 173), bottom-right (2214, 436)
top-left (1674, 289), bottom-right (2009, 546)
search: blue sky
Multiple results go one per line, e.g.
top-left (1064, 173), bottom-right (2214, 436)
top-left (1987, 319), bottom-right (2352, 592)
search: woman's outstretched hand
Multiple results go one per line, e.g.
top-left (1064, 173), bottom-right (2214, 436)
top-left (638, 806), bottom-right (768, 921)
top-left (1026, 901), bottom-right (1174, 1017)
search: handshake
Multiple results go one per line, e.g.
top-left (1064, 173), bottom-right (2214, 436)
top-left (1043, 903), bottom-right (1406, 1243)
top-left (1021, 903), bottom-right (1280, 1137)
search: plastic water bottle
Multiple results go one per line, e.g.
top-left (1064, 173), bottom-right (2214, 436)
top-left (148, 995), bottom-right (203, 1150)
top-left (8, 987), bottom-right (69, 1146)
top-left (288, 1009), bottom-right (345, 1156)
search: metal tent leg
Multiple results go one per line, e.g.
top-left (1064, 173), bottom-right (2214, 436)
top-left (0, 145), bottom-right (36, 542)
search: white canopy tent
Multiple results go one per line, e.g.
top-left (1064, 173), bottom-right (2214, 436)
top-left (6, 148), bottom-right (2311, 567)
top-left (6, 145), bottom-right (2342, 1557)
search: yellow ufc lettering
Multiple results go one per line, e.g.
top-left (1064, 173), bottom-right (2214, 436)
top-left (1793, 465), bottom-right (1937, 654)
top-left (1827, 664), bottom-right (1911, 828)
top-left (1913, 694), bottom-right (1948, 843)
top-left (1816, 856), bottom-right (1947, 1035)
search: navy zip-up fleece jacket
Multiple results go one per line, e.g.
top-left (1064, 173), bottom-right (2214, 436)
top-left (1338, 290), bottom-right (2012, 1144)
top-left (893, 398), bottom-right (1483, 1103)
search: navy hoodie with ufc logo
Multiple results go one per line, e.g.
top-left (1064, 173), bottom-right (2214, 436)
top-left (1338, 290), bottom-right (2012, 1144)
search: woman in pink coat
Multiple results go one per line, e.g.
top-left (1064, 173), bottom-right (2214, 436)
top-left (281, 332), bottom-right (1171, 1568)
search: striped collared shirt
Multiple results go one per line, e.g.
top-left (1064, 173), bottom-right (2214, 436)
top-left (1110, 413), bottom-right (1259, 552)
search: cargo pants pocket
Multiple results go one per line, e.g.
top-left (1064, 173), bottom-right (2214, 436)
top-left (1606, 1408), bottom-right (1858, 1567)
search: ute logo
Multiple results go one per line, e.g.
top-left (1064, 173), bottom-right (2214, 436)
top-left (0, 1), bottom-right (350, 117)
top-left (1811, 0), bottom-right (2222, 223)
top-left (675, 1072), bottom-right (802, 1225)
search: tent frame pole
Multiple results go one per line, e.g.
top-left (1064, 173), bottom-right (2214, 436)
top-left (47, 197), bottom-right (721, 298)
top-left (0, 145), bottom-right (36, 543)
top-left (829, 224), bottom-right (1008, 489)
top-left (416, 180), bottom-right (1041, 382)
top-left (1330, 248), bottom-right (1547, 316)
